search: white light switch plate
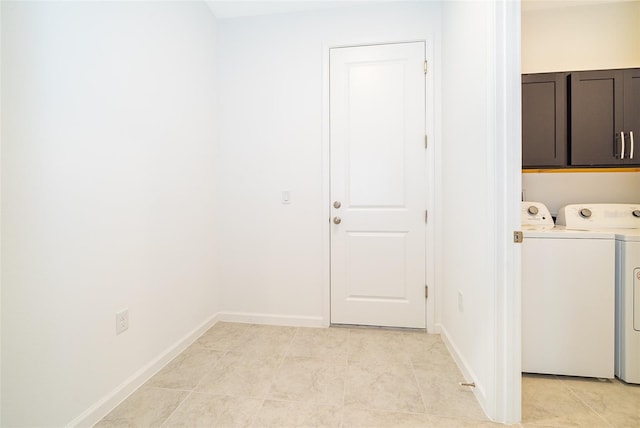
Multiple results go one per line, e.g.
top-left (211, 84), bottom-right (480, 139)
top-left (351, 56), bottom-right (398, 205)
top-left (116, 309), bottom-right (129, 334)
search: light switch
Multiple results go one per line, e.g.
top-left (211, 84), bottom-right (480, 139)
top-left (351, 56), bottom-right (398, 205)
top-left (282, 190), bottom-right (291, 204)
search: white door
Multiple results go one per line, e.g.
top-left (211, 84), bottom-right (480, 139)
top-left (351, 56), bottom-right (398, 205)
top-left (330, 42), bottom-right (426, 328)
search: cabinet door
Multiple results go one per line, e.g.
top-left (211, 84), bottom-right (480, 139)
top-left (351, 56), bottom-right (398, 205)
top-left (570, 70), bottom-right (624, 166)
top-left (623, 68), bottom-right (640, 165)
top-left (522, 73), bottom-right (567, 167)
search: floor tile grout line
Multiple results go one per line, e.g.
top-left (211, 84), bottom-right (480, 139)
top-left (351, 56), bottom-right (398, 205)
top-left (565, 385), bottom-right (616, 428)
top-left (183, 323), bottom-right (288, 427)
top-left (521, 375), bottom-right (624, 428)
top-left (406, 335), bottom-right (430, 418)
top-left (171, 389), bottom-right (273, 401)
top-left (190, 322), bottom-right (266, 394)
top-left (158, 389), bottom-right (195, 428)
top-left (246, 398), bottom-right (267, 428)
top-left (190, 349), bottom-right (231, 394)
top-left (262, 325), bottom-right (298, 403)
top-left (340, 327), bottom-right (352, 428)
top-left (143, 385), bottom-right (200, 393)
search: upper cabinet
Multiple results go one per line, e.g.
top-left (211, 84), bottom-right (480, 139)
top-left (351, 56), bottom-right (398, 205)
top-left (570, 70), bottom-right (623, 166)
top-left (623, 69), bottom-right (640, 164)
top-left (522, 73), bottom-right (567, 167)
top-left (573, 68), bottom-right (640, 166)
top-left (522, 68), bottom-right (640, 168)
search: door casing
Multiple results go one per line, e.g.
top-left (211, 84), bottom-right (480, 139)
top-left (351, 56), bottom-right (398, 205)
top-left (321, 38), bottom-right (437, 332)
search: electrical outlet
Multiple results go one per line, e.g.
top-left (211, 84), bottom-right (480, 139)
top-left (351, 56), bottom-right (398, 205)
top-left (116, 309), bottom-right (129, 334)
top-left (458, 291), bottom-right (464, 312)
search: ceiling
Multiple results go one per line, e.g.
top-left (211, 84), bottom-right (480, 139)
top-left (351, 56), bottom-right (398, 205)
top-left (204, 0), bottom-right (638, 19)
top-left (205, 0), bottom-right (413, 19)
top-left (521, 0), bottom-right (637, 12)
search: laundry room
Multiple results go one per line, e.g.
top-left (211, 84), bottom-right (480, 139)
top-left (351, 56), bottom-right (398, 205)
top-left (520, 1), bottom-right (640, 423)
top-left (521, 1), bottom-right (640, 215)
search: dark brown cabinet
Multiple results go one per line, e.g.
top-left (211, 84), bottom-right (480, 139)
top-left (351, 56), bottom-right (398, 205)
top-left (522, 68), bottom-right (640, 168)
top-left (522, 73), bottom-right (567, 167)
top-left (623, 68), bottom-right (640, 165)
top-left (570, 70), bottom-right (624, 166)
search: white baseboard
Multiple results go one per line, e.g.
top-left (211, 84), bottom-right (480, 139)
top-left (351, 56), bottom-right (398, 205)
top-left (438, 323), bottom-right (490, 420)
top-left (67, 311), bottom-right (327, 427)
top-left (66, 313), bottom-right (220, 428)
top-left (217, 311), bottom-right (327, 328)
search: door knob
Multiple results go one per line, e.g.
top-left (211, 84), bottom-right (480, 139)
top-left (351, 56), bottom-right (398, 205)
top-left (333, 201), bottom-right (342, 209)
top-left (333, 217), bottom-right (342, 224)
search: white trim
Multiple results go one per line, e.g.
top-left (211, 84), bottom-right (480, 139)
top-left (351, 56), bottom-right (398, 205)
top-left (67, 311), bottom-right (327, 426)
top-left (217, 312), bottom-right (325, 328)
top-left (439, 324), bottom-right (490, 418)
top-left (65, 313), bottom-right (220, 428)
top-left (0, 1), bottom-right (3, 424)
top-left (321, 36), bottom-right (437, 332)
top-left (321, 42), bottom-right (331, 328)
top-left (485, 1), bottom-right (500, 421)
top-left (423, 36), bottom-right (438, 335)
top-left (431, 29), bottom-right (444, 337)
top-left (493, 0), bottom-right (523, 424)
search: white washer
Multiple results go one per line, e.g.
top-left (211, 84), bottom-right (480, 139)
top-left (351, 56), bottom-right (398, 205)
top-left (522, 202), bottom-right (616, 378)
top-left (557, 203), bottom-right (640, 384)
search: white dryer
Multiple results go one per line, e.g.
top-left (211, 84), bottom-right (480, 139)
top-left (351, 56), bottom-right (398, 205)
top-left (522, 202), bottom-right (616, 378)
top-left (616, 227), bottom-right (640, 384)
top-left (557, 203), bottom-right (640, 384)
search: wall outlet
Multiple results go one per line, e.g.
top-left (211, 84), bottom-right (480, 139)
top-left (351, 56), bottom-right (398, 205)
top-left (116, 309), bottom-right (129, 334)
top-left (458, 291), bottom-right (464, 312)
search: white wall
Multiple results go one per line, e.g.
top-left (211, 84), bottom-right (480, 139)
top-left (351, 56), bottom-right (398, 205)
top-left (524, 172), bottom-right (640, 215)
top-left (1, 0), bottom-right (522, 424)
top-left (522, 0), bottom-right (640, 210)
top-left (440, 0), bottom-right (521, 422)
top-left (522, 0), bottom-right (640, 73)
top-left (1, 2), bottom-right (219, 426)
top-left (215, 2), bottom-right (442, 324)
top-left (0, 2), bottom-right (3, 424)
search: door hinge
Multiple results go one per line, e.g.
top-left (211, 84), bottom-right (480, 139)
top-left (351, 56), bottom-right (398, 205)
top-left (424, 60), bottom-right (428, 74)
top-left (425, 285), bottom-right (428, 299)
top-left (424, 134), bottom-right (428, 149)
top-left (425, 210), bottom-right (428, 224)
top-left (514, 231), bottom-right (523, 243)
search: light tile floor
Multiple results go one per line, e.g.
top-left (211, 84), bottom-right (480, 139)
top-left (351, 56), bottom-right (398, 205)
top-left (95, 323), bottom-right (640, 427)
top-left (522, 373), bottom-right (640, 428)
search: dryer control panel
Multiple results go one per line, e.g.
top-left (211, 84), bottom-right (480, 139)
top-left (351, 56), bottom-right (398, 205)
top-left (522, 202), bottom-right (554, 229)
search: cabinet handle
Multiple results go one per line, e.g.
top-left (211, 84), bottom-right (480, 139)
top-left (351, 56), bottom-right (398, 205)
top-left (630, 131), bottom-right (635, 160)
top-left (621, 131), bottom-right (626, 160)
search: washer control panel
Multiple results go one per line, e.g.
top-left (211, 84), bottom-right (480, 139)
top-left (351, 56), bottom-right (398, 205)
top-left (522, 202), bottom-right (554, 229)
top-left (557, 204), bottom-right (640, 229)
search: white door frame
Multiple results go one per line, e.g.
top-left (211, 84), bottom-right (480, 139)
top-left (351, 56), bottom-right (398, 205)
top-left (493, 1), bottom-right (522, 423)
top-left (321, 38), bottom-right (437, 332)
